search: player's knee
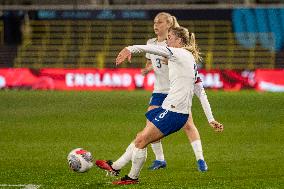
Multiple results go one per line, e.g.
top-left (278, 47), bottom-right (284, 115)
top-left (134, 133), bottom-right (147, 149)
top-left (184, 122), bottom-right (197, 134)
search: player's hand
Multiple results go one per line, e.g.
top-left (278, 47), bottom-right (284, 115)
top-left (209, 120), bottom-right (223, 132)
top-left (161, 58), bottom-right (168, 65)
top-left (116, 48), bottom-right (132, 66)
top-left (141, 68), bottom-right (150, 76)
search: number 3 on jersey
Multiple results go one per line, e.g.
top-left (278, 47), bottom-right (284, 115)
top-left (155, 58), bottom-right (162, 68)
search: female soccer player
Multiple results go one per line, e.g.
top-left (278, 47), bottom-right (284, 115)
top-left (141, 13), bottom-right (223, 171)
top-left (142, 12), bottom-right (180, 170)
top-left (96, 27), bottom-right (223, 185)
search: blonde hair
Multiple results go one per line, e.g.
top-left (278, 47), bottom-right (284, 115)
top-left (169, 27), bottom-right (202, 63)
top-left (155, 12), bottom-right (180, 28)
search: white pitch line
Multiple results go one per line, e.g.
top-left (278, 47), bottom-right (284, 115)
top-left (0, 184), bottom-right (41, 189)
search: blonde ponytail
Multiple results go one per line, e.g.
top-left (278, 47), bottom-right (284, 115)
top-left (171, 16), bottom-right (180, 28)
top-left (170, 27), bottom-right (202, 63)
top-left (184, 33), bottom-right (202, 63)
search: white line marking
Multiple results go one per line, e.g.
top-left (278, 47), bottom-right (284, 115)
top-left (0, 184), bottom-right (40, 189)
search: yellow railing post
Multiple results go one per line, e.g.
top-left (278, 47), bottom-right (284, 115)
top-left (227, 32), bottom-right (234, 69)
top-left (248, 48), bottom-right (255, 70)
top-left (36, 21), bottom-right (50, 69)
top-left (96, 52), bottom-right (105, 69)
top-left (205, 51), bottom-right (213, 70)
top-left (205, 23), bottom-right (215, 70)
top-left (78, 21), bottom-right (91, 68)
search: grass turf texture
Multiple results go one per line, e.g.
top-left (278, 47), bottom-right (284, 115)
top-left (0, 90), bottom-right (283, 189)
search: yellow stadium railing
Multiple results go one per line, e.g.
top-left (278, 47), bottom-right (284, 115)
top-left (14, 20), bottom-right (275, 70)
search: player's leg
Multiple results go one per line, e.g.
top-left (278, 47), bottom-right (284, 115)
top-left (95, 116), bottom-right (164, 177)
top-left (147, 105), bottom-right (166, 170)
top-left (183, 115), bottom-right (208, 172)
top-left (134, 121), bottom-right (164, 148)
top-left (99, 105), bottom-right (164, 172)
top-left (112, 108), bottom-right (189, 185)
top-left (96, 105), bottom-right (164, 173)
top-left (113, 121), bottom-right (164, 185)
top-left (183, 115), bottom-right (200, 142)
top-left (105, 95), bottom-right (166, 172)
top-left (112, 141), bottom-right (135, 169)
top-left (96, 139), bottom-right (136, 175)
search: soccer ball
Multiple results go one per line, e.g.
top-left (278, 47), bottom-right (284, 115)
top-left (67, 148), bottom-right (93, 173)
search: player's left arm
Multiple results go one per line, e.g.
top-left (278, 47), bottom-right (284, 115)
top-left (194, 81), bottom-right (223, 132)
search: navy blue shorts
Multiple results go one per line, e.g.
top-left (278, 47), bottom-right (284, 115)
top-left (145, 107), bottom-right (189, 136)
top-left (149, 93), bottom-right (168, 106)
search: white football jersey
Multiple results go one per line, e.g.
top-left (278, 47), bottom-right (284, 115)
top-left (127, 44), bottom-right (196, 114)
top-left (145, 38), bottom-right (170, 94)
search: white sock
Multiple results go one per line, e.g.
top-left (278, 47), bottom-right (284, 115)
top-left (191, 140), bottom-right (204, 161)
top-left (112, 142), bottom-right (135, 170)
top-left (151, 142), bottom-right (165, 161)
top-left (128, 147), bottom-right (147, 179)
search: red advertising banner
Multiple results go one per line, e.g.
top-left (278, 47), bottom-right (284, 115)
top-left (197, 69), bottom-right (254, 91)
top-left (0, 68), bottom-right (156, 91)
top-left (0, 68), bottom-right (38, 89)
top-left (0, 68), bottom-right (282, 92)
top-left (39, 68), bottom-right (140, 90)
top-left (255, 69), bottom-right (284, 92)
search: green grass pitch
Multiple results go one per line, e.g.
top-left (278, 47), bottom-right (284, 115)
top-left (0, 90), bottom-right (283, 188)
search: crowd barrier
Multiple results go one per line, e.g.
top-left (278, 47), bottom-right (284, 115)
top-left (0, 68), bottom-right (283, 92)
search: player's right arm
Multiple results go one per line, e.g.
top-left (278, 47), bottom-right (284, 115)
top-left (141, 59), bottom-right (153, 76)
top-left (116, 45), bottom-right (172, 65)
top-left (127, 45), bottom-right (172, 57)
